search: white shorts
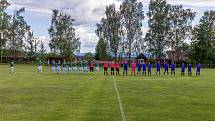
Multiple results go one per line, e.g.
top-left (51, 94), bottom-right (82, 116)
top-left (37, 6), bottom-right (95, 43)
top-left (96, 67), bottom-right (99, 71)
top-left (57, 66), bottom-right (61, 71)
top-left (38, 66), bottom-right (42, 71)
top-left (11, 67), bottom-right (14, 69)
top-left (52, 66), bottom-right (56, 71)
top-left (63, 67), bottom-right (66, 72)
top-left (69, 67), bottom-right (73, 71)
top-left (84, 67), bottom-right (88, 71)
top-left (79, 67), bottom-right (83, 71)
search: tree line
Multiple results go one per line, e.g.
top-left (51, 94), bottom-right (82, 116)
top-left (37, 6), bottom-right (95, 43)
top-left (0, 0), bottom-right (214, 64)
top-left (0, 0), bottom-right (81, 62)
top-left (95, 0), bottom-right (215, 64)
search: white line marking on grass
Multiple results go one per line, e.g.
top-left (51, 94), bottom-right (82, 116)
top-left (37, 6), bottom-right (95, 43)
top-left (127, 78), bottom-right (199, 81)
top-left (112, 76), bottom-right (126, 121)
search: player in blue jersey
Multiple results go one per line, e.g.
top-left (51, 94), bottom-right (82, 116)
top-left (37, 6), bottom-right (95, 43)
top-left (196, 63), bottom-right (201, 76)
top-left (51, 60), bottom-right (56, 73)
top-left (188, 64), bottom-right (192, 76)
top-left (142, 62), bottom-right (147, 76)
top-left (123, 61), bottom-right (128, 76)
top-left (62, 60), bottom-right (67, 74)
top-left (156, 61), bottom-right (161, 76)
top-left (148, 62), bottom-right (152, 76)
top-left (181, 63), bottom-right (186, 76)
top-left (171, 62), bottom-right (176, 76)
top-left (68, 61), bottom-right (73, 74)
top-left (164, 62), bottom-right (169, 75)
top-left (57, 60), bottom-right (61, 74)
top-left (137, 61), bottom-right (142, 75)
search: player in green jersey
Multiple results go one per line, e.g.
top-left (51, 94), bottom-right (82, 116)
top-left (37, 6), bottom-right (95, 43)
top-left (10, 60), bottom-right (15, 73)
top-left (38, 60), bottom-right (43, 73)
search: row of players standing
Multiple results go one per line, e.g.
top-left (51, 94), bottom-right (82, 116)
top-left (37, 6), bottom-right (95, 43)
top-left (50, 60), bottom-right (99, 74)
top-left (8, 60), bottom-right (99, 74)
top-left (8, 60), bottom-right (201, 76)
top-left (44, 60), bottom-right (201, 76)
top-left (103, 61), bottom-right (201, 76)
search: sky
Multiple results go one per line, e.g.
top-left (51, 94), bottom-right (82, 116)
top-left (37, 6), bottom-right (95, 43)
top-left (6, 0), bottom-right (215, 53)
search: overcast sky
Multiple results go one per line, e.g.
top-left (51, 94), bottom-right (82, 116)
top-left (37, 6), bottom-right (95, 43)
top-left (6, 0), bottom-right (215, 53)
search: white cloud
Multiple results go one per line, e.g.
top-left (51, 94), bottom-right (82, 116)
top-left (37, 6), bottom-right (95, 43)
top-left (8, 0), bottom-right (122, 25)
top-left (168, 0), bottom-right (215, 7)
top-left (38, 36), bottom-right (50, 52)
top-left (75, 25), bottom-right (98, 53)
top-left (7, 0), bottom-right (123, 53)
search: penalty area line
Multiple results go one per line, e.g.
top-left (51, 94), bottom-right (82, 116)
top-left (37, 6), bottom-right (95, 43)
top-left (112, 76), bottom-right (126, 121)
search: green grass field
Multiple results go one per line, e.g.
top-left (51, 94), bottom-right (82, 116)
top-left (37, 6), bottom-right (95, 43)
top-left (0, 65), bottom-right (215, 121)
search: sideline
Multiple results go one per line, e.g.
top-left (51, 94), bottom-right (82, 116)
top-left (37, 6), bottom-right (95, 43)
top-left (112, 76), bottom-right (126, 121)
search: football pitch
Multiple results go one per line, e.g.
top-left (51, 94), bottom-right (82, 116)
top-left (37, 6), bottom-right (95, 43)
top-left (0, 65), bottom-right (215, 121)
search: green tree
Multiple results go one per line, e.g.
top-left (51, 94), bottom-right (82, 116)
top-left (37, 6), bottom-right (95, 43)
top-left (48, 9), bottom-right (81, 57)
top-left (8, 7), bottom-right (30, 56)
top-left (120, 0), bottom-right (145, 60)
top-left (0, 0), bottom-right (10, 62)
top-left (25, 31), bottom-right (40, 57)
top-left (179, 42), bottom-right (190, 53)
top-left (39, 40), bottom-right (46, 60)
top-left (95, 38), bottom-right (108, 60)
top-left (95, 4), bottom-right (122, 60)
top-left (105, 4), bottom-right (121, 60)
top-left (133, 2), bottom-right (145, 55)
top-left (190, 10), bottom-right (215, 63)
top-left (144, 31), bottom-right (154, 58)
top-left (95, 19), bottom-right (108, 49)
top-left (146, 0), bottom-right (170, 58)
top-left (168, 5), bottom-right (195, 61)
top-left (84, 52), bottom-right (94, 63)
